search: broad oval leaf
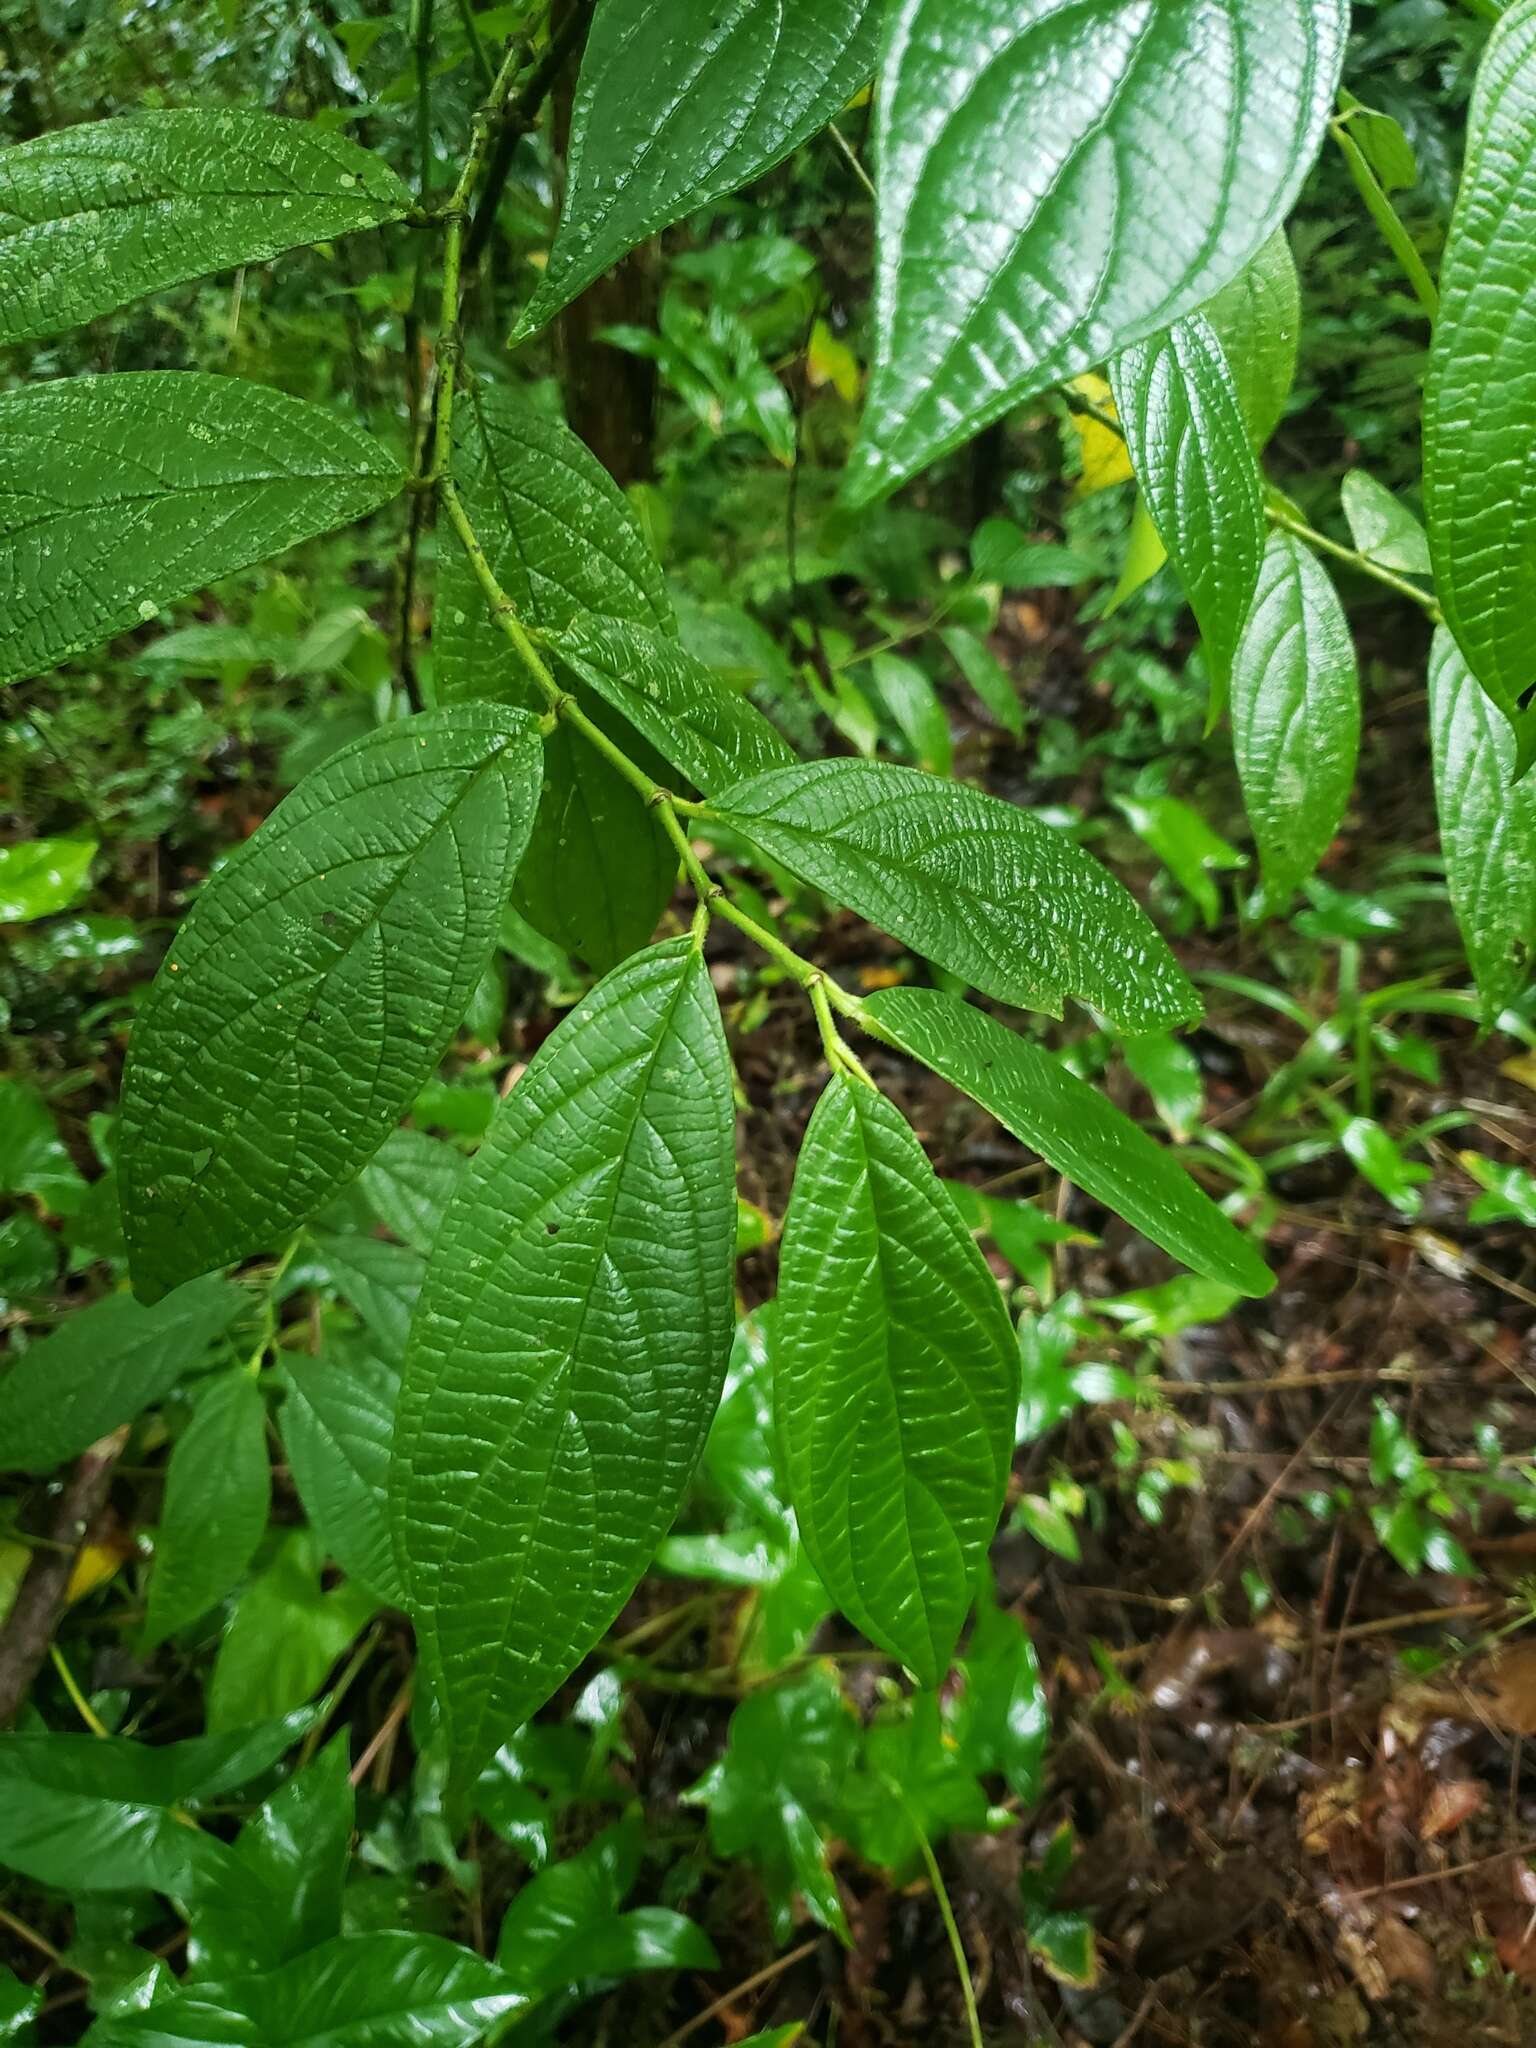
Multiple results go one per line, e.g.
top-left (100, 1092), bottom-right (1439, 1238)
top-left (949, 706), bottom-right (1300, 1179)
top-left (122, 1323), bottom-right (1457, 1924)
top-left (514, 0), bottom-right (881, 338)
top-left (775, 1076), bottom-right (1017, 1684)
top-left (1340, 470), bottom-right (1431, 576)
top-left (392, 937), bottom-right (736, 1797)
top-left (143, 1368), bottom-right (271, 1646)
top-left (435, 383), bottom-right (676, 971)
top-left (0, 111), bottom-right (410, 348)
top-left (864, 987), bottom-right (1273, 1298)
top-left (1428, 627), bottom-right (1536, 1022)
top-left (0, 373), bottom-right (403, 688)
top-left (281, 1340), bottom-right (405, 1607)
top-left (707, 759), bottom-right (1198, 1032)
top-left (1110, 313), bottom-right (1265, 710)
top-left (85, 1933), bottom-right (522, 2048)
top-left (1424, 0), bottom-right (1536, 767)
top-left (120, 706), bottom-right (543, 1302)
top-left (1229, 532), bottom-right (1359, 904)
top-left (0, 1276), bottom-right (245, 1474)
top-left (1201, 228), bottom-right (1301, 452)
top-left (848, 0), bottom-right (1346, 504)
top-left (542, 615), bottom-right (795, 794)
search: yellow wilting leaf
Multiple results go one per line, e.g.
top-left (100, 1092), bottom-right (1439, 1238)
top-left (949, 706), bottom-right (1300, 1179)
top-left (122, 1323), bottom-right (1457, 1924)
top-left (1066, 373), bottom-right (1134, 494)
top-left (1499, 1052), bottom-right (1536, 1095)
top-left (66, 1532), bottom-right (131, 1605)
top-left (807, 318), bottom-right (860, 403)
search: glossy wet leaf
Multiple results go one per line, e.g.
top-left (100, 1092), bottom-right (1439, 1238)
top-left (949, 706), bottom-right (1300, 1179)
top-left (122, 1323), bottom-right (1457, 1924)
top-left (1229, 532), bottom-right (1359, 904)
top-left (0, 834), bottom-right (95, 922)
top-left (1201, 228), bottom-right (1301, 450)
top-left (1111, 314), bottom-right (1264, 710)
top-left (0, 112), bottom-right (410, 347)
top-left (1340, 470), bottom-right (1431, 576)
top-left (516, 0), bottom-right (881, 337)
top-left (775, 1077), bottom-right (1016, 1684)
top-left (281, 1340), bottom-right (404, 1606)
top-left (120, 705), bottom-right (541, 1301)
top-left (686, 1663), bottom-right (856, 1945)
top-left (0, 1276), bottom-right (245, 1474)
top-left (358, 1129), bottom-right (466, 1256)
top-left (83, 1934), bottom-right (522, 2047)
top-left (305, 1235), bottom-right (423, 1361)
top-left (207, 1531), bottom-right (375, 1733)
top-left (393, 939), bottom-right (736, 1798)
top-left (1428, 628), bottom-right (1536, 1022)
top-left (1424, 0), bottom-right (1536, 768)
top-left (144, 1370), bottom-right (271, 1646)
top-left (543, 615), bottom-right (794, 794)
top-left (709, 759), bottom-right (1198, 1031)
top-left (0, 374), bottom-right (403, 689)
top-left (865, 989), bottom-right (1271, 1297)
top-left (1122, 1031), bottom-right (1205, 1144)
top-left (849, 0), bottom-right (1347, 503)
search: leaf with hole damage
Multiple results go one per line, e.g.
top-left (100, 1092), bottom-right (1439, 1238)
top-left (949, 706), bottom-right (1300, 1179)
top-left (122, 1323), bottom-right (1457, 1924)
top-left (0, 111), bottom-right (410, 347)
top-left (392, 938), bottom-right (735, 1800)
top-left (848, 0), bottom-right (1345, 504)
top-left (775, 1076), bottom-right (1016, 1684)
top-left (120, 706), bottom-right (541, 1302)
top-left (0, 374), bottom-right (403, 688)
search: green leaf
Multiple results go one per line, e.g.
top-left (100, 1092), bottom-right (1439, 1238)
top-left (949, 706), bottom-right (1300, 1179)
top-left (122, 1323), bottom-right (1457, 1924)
top-left (842, 1692), bottom-right (992, 1876)
top-left (1121, 1031), bottom-right (1204, 1144)
top-left (542, 616), bottom-right (795, 794)
top-left (515, 0), bottom-right (881, 337)
top-left (0, 1966), bottom-right (38, 2040)
top-left (868, 652), bottom-right (952, 777)
top-left (1110, 314), bottom-right (1265, 711)
top-left (1424, 0), bottom-right (1536, 769)
top-left (1229, 532), bottom-right (1359, 904)
top-left (775, 1076), bottom-right (1017, 1684)
top-left (0, 373), bottom-right (403, 689)
top-left (1340, 471), bottom-right (1431, 576)
top-left (144, 1370), bottom-right (271, 1646)
top-left (358, 1129), bottom-right (466, 1256)
top-left (83, 1934), bottom-right (522, 2048)
top-left (1113, 792), bottom-right (1245, 929)
top-left (0, 1079), bottom-right (85, 1211)
top-left (970, 522), bottom-right (1096, 589)
top-left (393, 938), bottom-right (736, 1797)
top-left (190, 1736), bottom-right (354, 1977)
top-left (848, 0), bottom-right (1347, 504)
top-left (304, 1236), bottom-right (422, 1360)
top-left (0, 1276), bottom-right (245, 1474)
top-left (1201, 228), bottom-right (1301, 451)
top-left (280, 1339), bottom-right (405, 1606)
top-left (952, 1573), bottom-right (1049, 1802)
top-left (1429, 627), bottom-right (1536, 1021)
top-left (0, 112), bottom-right (409, 348)
top-left (864, 988), bottom-right (1271, 1297)
top-left (495, 1812), bottom-right (716, 1994)
top-left (208, 1531), bottom-right (375, 1733)
top-left (707, 760), bottom-right (1198, 1031)
top-left (0, 835), bottom-right (95, 922)
top-left (685, 1664), bottom-right (856, 1946)
top-left (0, 1712), bottom-right (315, 1895)
top-left (120, 706), bottom-right (541, 1302)
top-left (940, 626), bottom-right (1023, 738)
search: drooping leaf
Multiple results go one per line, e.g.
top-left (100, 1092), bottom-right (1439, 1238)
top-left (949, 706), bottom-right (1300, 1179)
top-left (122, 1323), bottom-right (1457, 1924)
top-left (0, 112), bottom-right (410, 348)
top-left (358, 1129), bottom-right (467, 1256)
top-left (0, 835), bottom-right (96, 922)
top-left (1228, 532), bottom-right (1359, 904)
top-left (83, 1934), bottom-right (522, 2048)
top-left (848, 0), bottom-right (1347, 503)
top-left (207, 1531), bottom-right (376, 1733)
top-left (0, 1712), bottom-right (315, 1896)
top-left (0, 374), bottom-right (403, 689)
top-left (0, 1276), bottom-right (245, 1474)
top-left (144, 1369), bottom-right (271, 1646)
top-left (392, 938), bottom-right (736, 1798)
top-left (775, 1076), bottom-right (1017, 1684)
top-left (542, 616), bottom-right (795, 794)
top-left (1428, 626), bottom-right (1536, 1022)
top-left (685, 1663), bottom-right (857, 1945)
top-left (515, 0), bottom-right (881, 337)
top-left (707, 759), bottom-right (1198, 1031)
top-left (1424, 0), bottom-right (1536, 768)
top-left (1340, 470), bottom-right (1431, 576)
top-left (280, 1339), bottom-right (404, 1606)
top-left (1201, 228), bottom-right (1301, 451)
top-left (863, 988), bottom-right (1272, 1297)
top-left (867, 652), bottom-right (952, 776)
top-left (1110, 313), bottom-right (1265, 711)
top-left (120, 706), bottom-right (542, 1302)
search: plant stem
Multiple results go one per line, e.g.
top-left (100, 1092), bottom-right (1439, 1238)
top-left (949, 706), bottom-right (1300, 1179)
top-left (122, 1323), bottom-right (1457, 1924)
top-left (909, 1802), bottom-right (984, 2048)
top-left (1331, 119), bottom-right (1440, 322)
top-left (49, 1643), bottom-right (109, 1738)
top-left (1264, 503), bottom-right (1442, 622)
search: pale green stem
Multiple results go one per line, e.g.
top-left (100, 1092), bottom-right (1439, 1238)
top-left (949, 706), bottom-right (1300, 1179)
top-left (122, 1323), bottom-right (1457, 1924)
top-left (1331, 119), bottom-right (1440, 322)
